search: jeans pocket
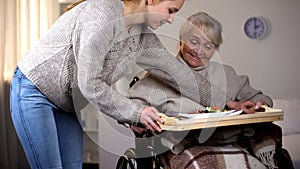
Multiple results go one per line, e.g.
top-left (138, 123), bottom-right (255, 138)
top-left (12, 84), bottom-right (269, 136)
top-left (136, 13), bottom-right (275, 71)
top-left (19, 78), bottom-right (47, 112)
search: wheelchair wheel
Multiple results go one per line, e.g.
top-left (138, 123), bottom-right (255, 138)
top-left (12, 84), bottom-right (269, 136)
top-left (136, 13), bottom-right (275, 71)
top-left (116, 148), bottom-right (137, 169)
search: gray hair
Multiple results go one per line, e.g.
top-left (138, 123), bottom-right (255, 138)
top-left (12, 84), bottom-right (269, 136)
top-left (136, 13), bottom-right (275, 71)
top-left (179, 11), bottom-right (223, 49)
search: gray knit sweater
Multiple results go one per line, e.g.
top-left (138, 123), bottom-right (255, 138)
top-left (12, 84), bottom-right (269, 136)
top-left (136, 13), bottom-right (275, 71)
top-left (128, 56), bottom-right (272, 113)
top-left (17, 0), bottom-right (230, 125)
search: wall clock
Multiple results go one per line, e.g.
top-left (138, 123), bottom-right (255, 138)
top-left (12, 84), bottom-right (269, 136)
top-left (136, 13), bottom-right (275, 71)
top-left (244, 17), bottom-right (268, 39)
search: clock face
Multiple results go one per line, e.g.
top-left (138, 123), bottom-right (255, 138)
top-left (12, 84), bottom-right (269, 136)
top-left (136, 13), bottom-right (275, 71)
top-left (244, 17), bottom-right (267, 39)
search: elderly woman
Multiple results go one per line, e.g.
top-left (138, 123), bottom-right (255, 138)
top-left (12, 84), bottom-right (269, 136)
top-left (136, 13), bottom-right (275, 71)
top-left (128, 11), bottom-right (293, 169)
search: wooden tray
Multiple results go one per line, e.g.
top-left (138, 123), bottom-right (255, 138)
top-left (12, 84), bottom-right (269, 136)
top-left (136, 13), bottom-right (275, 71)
top-left (159, 106), bottom-right (284, 131)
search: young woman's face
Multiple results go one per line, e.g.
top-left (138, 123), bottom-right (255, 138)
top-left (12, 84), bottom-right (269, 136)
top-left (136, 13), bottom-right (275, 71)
top-left (145, 0), bottom-right (184, 30)
top-left (180, 29), bottom-right (215, 67)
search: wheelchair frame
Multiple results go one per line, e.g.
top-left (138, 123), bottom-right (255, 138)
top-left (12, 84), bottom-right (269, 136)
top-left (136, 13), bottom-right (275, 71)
top-left (116, 132), bottom-right (164, 169)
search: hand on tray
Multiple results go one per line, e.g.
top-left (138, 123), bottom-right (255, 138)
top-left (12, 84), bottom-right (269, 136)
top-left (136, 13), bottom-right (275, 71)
top-left (226, 100), bottom-right (266, 114)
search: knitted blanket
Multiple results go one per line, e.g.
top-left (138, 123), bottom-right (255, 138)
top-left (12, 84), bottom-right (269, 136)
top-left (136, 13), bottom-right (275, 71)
top-left (160, 123), bottom-right (285, 169)
top-left (162, 145), bottom-right (267, 169)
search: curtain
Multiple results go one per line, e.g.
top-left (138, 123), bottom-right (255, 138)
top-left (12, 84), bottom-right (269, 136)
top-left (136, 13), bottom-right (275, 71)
top-left (0, 0), bottom-right (60, 168)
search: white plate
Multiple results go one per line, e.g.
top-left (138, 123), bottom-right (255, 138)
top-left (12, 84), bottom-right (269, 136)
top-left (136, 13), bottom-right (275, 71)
top-left (177, 110), bottom-right (243, 119)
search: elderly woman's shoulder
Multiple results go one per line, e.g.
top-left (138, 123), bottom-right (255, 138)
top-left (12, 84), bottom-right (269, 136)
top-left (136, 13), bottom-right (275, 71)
top-left (130, 73), bottom-right (173, 92)
top-left (209, 61), bottom-right (235, 72)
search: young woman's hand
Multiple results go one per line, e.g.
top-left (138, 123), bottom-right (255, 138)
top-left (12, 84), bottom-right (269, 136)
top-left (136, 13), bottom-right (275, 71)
top-left (139, 107), bottom-right (164, 133)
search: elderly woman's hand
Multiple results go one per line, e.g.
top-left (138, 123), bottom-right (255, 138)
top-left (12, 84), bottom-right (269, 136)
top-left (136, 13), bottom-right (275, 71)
top-left (139, 107), bottom-right (164, 133)
top-left (226, 100), bottom-right (265, 114)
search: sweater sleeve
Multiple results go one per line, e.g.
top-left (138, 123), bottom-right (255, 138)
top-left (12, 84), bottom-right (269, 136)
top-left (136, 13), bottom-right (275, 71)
top-left (74, 2), bottom-right (143, 125)
top-left (136, 31), bottom-right (230, 108)
top-left (128, 75), bottom-right (171, 111)
top-left (224, 65), bottom-right (273, 107)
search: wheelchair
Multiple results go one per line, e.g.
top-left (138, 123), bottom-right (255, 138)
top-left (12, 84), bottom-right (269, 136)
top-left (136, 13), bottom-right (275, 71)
top-left (115, 70), bottom-right (190, 169)
top-left (116, 131), bottom-right (165, 169)
top-left (116, 72), bottom-right (166, 169)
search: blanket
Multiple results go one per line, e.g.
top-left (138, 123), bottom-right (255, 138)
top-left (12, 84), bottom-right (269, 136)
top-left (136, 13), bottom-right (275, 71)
top-left (160, 123), bottom-right (289, 169)
top-left (161, 145), bottom-right (267, 169)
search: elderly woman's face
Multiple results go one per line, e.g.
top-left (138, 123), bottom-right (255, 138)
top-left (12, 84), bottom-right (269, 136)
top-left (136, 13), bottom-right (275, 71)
top-left (180, 29), bottom-right (215, 67)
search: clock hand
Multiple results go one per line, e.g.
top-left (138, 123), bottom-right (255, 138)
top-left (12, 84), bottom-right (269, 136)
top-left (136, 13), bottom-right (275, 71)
top-left (254, 18), bottom-right (260, 29)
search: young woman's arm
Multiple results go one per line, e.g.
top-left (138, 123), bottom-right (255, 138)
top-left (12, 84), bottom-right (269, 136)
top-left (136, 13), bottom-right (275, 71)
top-left (74, 1), bottom-right (144, 126)
top-left (137, 31), bottom-right (230, 108)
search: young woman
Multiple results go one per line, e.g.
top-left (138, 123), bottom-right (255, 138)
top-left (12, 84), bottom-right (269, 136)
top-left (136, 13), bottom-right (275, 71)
top-left (8, 0), bottom-right (218, 168)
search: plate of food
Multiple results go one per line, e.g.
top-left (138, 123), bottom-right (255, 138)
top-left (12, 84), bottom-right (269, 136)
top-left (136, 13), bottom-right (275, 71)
top-left (166, 109), bottom-right (243, 120)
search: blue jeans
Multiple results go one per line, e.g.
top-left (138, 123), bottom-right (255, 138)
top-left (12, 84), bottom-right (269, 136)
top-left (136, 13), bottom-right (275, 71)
top-left (10, 67), bottom-right (83, 169)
